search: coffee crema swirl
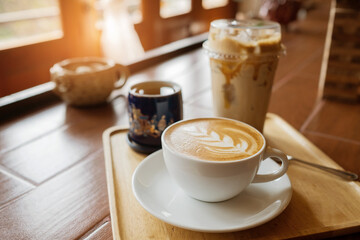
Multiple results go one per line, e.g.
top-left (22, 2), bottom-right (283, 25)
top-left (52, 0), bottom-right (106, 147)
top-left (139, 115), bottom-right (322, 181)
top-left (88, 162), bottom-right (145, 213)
top-left (164, 119), bottom-right (264, 161)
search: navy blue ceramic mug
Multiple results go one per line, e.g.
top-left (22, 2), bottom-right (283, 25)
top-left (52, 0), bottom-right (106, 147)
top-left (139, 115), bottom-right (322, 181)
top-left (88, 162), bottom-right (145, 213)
top-left (127, 81), bottom-right (183, 153)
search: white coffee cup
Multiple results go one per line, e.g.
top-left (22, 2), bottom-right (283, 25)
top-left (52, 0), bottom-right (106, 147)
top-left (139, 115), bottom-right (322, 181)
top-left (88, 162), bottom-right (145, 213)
top-left (161, 117), bottom-right (289, 202)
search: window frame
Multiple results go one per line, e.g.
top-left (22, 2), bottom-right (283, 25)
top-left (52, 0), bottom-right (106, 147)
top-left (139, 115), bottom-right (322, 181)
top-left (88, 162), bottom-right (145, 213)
top-left (0, 0), bottom-right (101, 98)
top-left (135, 0), bottom-right (237, 51)
top-left (0, 0), bottom-right (237, 98)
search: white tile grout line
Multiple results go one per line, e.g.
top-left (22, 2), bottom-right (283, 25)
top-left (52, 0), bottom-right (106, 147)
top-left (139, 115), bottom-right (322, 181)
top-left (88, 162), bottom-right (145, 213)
top-left (80, 216), bottom-right (111, 240)
top-left (300, 100), bottom-right (325, 133)
top-left (0, 164), bottom-right (37, 187)
top-left (304, 130), bottom-right (360, 146)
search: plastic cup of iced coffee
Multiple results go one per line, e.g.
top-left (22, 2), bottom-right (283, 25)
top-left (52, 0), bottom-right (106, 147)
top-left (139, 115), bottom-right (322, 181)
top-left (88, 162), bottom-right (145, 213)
top-left (203, 19), bottom-right (284, 132)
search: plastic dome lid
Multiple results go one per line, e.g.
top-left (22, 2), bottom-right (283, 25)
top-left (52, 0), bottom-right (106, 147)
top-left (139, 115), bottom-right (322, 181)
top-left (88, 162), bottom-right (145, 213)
top-left (204, 19), bottom-right (284, 60)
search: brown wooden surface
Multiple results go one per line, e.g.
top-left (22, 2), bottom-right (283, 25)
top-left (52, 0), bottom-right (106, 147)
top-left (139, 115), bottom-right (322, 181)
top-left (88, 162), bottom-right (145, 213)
top-left (1, 1), bottom-right (360, 239)
top-left (103, 116), bottom-right (360, 240)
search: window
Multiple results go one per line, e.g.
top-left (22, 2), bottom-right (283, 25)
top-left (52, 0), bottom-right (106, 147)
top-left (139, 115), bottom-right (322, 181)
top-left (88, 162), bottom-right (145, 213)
top-left (202, 0), bottom-right (228, 9)
top-left (134, 0), bottom-right (237, 50)
top-left (127, 0), bottom-right (142, 24)
top-left (160, 0), bottom-right (192, 18)
top-left (0, 0), bottom-right (101, 98)
top-left (0, 0), bottom-right (62, 50)
top-left (0, 0), bottom-right (236, 98)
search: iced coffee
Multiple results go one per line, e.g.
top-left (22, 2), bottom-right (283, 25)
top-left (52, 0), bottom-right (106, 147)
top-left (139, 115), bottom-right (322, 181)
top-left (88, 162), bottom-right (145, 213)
top-left (203, 19), bottom-right (283, 132)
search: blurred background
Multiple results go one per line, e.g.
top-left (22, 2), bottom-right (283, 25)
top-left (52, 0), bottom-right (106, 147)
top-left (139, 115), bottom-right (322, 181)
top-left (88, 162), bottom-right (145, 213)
top-left (0, 0), bottom-right (317, 98)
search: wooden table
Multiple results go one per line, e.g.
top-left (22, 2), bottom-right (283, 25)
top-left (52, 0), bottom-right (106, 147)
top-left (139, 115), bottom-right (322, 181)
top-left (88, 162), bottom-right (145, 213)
top-left (0, 1), bottom-right (359, 239)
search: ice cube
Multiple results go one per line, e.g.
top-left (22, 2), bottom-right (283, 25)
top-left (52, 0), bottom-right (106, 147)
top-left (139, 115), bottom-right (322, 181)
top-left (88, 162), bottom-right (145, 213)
top-left (235, 30), bottom-right (252, 43)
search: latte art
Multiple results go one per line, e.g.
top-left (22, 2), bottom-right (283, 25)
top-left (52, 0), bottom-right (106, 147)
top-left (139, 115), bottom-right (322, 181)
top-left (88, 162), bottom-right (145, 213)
top-left (164, 118), bottom-right (264, 161)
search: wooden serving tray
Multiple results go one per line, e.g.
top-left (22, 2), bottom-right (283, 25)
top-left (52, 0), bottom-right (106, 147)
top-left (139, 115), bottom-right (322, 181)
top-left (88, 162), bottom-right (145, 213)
top-left (102, 113), bottom-right (360, 239)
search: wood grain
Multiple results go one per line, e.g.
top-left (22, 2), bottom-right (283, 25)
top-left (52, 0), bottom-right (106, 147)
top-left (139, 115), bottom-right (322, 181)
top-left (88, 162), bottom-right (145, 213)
top-left (304, 131), bottom-right (360, 175)
top-left (269, 73), bottom-right (321, 130)
top-left (274, 36), bottom-right (325, 84)
top-left (0, 150), bottom-right (109, 240)
top-left (1, 0), bottom-right (360, 239)
top-left (81, 216), bottom-right (113, 240)
top-left (0, 168), bottom-right (34, 207)
top-left (0, 99), bottom-right (128, 184)
top-left (103, 114), bottom-right (360, 240)
top-left (0, 102), bottom-right (65, 154)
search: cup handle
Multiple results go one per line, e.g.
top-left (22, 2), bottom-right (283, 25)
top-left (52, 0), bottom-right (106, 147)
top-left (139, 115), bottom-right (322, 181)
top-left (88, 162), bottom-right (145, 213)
top-left (252, 147), bottom-right (289, 183)
top-left (114, 63), bottom-right (130, 89)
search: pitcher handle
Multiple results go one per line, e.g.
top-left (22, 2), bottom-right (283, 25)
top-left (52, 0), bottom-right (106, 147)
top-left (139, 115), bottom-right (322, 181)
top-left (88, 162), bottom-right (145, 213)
top-left (114, 63), bottom-right (130, 89)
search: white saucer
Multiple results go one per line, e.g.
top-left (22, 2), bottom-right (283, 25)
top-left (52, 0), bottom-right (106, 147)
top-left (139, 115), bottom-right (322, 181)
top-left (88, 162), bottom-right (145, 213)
top-left (132, 150), bottom-right (292, 233)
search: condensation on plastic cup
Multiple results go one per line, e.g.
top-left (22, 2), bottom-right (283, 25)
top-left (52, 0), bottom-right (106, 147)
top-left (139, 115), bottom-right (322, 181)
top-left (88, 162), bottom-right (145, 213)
top-left (203, 19), bottom-right (286, 61)
top-left (202, 41), bottom-right (286, 61)
top-left (202, 19), bottom-right (286, 132)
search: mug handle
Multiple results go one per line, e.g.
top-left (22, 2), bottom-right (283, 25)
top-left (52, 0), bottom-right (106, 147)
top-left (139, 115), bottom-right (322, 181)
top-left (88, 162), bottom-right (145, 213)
top-left (252, 147), bottom-right (289, 183)
top-left (114, 63), bottom-right (130, 89)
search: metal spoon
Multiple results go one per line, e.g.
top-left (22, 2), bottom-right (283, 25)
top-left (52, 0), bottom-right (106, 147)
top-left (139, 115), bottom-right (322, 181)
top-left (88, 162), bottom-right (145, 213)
top-left (271, 155), bottom-right (358, 181)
